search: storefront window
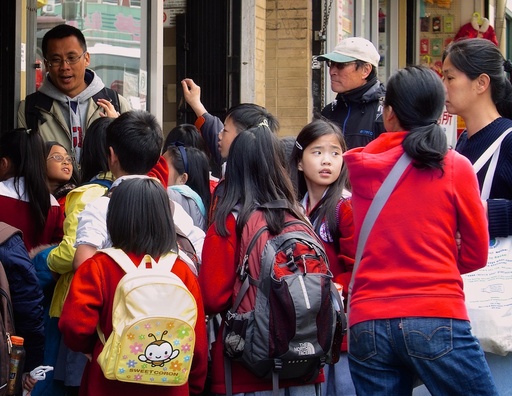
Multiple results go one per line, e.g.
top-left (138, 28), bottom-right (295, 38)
top-left (33, 0), bottom-right (147, 109)
top-left (378, 0), bottom-right (388, 83)
top-left (417, 0), bottom-right (461, 144)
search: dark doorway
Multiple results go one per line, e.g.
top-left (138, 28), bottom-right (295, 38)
top-left (0, 1), bottom-right (17, 132)
top-left (176, 0), bottom-right (241, 125)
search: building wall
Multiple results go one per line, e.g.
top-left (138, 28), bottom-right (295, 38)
top-left (266, 0), bottom-right (312, 136)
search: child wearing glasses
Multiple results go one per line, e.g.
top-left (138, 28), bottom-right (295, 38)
top-left (45, 141), bottom-right (79, 210)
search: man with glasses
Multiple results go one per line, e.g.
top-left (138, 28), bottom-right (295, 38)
top-left (17, 24), bottom-right (131, 162)
top-left (318, 37), bottom-right (386, 149)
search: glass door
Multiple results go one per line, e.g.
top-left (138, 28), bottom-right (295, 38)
top-left (28, 0), bottom-right (150, 110)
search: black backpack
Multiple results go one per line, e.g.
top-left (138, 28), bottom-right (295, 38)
top-left (0, 224), bottom-right (19, 396)
top-left (24, 87), bottom-right (120, 131)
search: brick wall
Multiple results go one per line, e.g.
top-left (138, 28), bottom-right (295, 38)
top-left (266, 0), bottom-right (312, 136)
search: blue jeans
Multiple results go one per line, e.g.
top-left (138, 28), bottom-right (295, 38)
top-left (348, 318), bottom-right (498, 396)
top-left (321, 353), bottom-right (356, 396)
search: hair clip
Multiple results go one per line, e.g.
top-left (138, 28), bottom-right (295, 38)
top-left (258, 119), bottom-right (269, 128)
top-left (295, 141), bottom-right (303, 150)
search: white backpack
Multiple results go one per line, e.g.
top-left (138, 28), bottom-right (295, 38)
top-left (96, 248), bottom-right (197, 386)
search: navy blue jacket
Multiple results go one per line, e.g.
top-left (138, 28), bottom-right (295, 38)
top-left (0, 229), bottom-right (45, 371)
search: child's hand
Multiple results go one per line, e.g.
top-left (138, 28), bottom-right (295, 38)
top-left (455, 231), bottom-right (461, 250)
top-left (181, 78), bottom-right (207, 117)
top-left (97, 98), bottom-right (120, 118)
top-left (22, 372), bottom-right (37, 392)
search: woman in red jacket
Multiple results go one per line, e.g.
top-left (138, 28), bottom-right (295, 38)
top-left (344, 66), bottom-right (497, 395)
top-left (59, 178), bottom-right (208, 396)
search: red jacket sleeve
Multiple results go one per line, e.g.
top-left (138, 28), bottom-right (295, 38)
top-left (59, 256), bottom-right (105, 354)
top-left (147, 155), bottom-right (170, 189)
top-left (172, 260), bottom-right (208, 395)
top-left (332, 198), bottom-right (356, 300)
top-left (199, 214), bottom-right (239, 315)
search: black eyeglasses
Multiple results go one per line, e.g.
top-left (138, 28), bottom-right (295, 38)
top-left (326, 60), bottom-right (357, 70)
top-left (45, 51), bottom-right (87, 68)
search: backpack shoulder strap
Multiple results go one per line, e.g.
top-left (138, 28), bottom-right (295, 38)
top-left (92, 87), bottom-right (120, 113)
top-left (24, 91), bottom-right (53, 131)
top-left (100, 248), bottom-right (136, 273)
top-left (0, 223), bottom-right (22, 245)
top-left (100, 247), bottom-right (178, 274)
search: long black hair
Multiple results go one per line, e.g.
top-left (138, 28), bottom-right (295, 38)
top-left (214, 124), bottom-right (305, 237)
top-left (165, 144), bottom-right (211, 214)
top-left (107, 178), bottom-right (177, 257)
top-left (0, 128), bottom-right (51, 232)
top-left (80, 117), bottom-right (113, 183)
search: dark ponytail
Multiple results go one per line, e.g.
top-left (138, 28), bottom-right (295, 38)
top-left (384, 66), bottom-right (447, 172)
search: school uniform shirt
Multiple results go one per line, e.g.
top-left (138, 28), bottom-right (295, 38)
top-left (75, 179), bottom-right (205, 259)
top-left (343, 131), bottom-right (489, 327)
top-left (199, 214), bottom-right (324, 394)
top-left (0, 177), bottom-right (63, 251)
top-left (59, 251), bottom-right (208, 396)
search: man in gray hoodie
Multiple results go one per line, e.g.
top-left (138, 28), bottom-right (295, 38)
top-left (17, 24), bottom-right (131, 162)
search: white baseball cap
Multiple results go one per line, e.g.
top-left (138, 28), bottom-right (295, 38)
top-left (318, 37), bottom-right (380, 68)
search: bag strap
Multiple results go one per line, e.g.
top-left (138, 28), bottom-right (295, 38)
top-left (473, 127), bottom-right (512, 200)
top-left (100, 247), bottom-right (178, 273)
top-left (92, 87), bottom-right (121, 113)
top-left (348, 153), bottom-right (412, 305)
top-left (472, 127), bottom-right (512, 173)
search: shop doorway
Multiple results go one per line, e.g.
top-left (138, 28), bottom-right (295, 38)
top-left (176, 0), bottom-right (241, 125)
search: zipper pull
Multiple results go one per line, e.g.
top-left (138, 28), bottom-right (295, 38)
top-left (6, 332), bottom-right (12, 354)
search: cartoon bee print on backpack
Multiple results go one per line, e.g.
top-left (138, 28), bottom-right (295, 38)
top-left (138, 330), bottom-right (180, 367)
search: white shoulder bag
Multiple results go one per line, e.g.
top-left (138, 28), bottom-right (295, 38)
top-left (462, 127), bottom-right (512, 356)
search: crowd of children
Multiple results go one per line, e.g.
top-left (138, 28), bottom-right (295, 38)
top-left (1, 27), bottom-right (511, 396)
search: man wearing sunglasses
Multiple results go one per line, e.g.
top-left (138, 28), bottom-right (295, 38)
top-left (17, 24), bottom-right (131, 162)
top-left (318, 37), bottom-right (386, 149)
